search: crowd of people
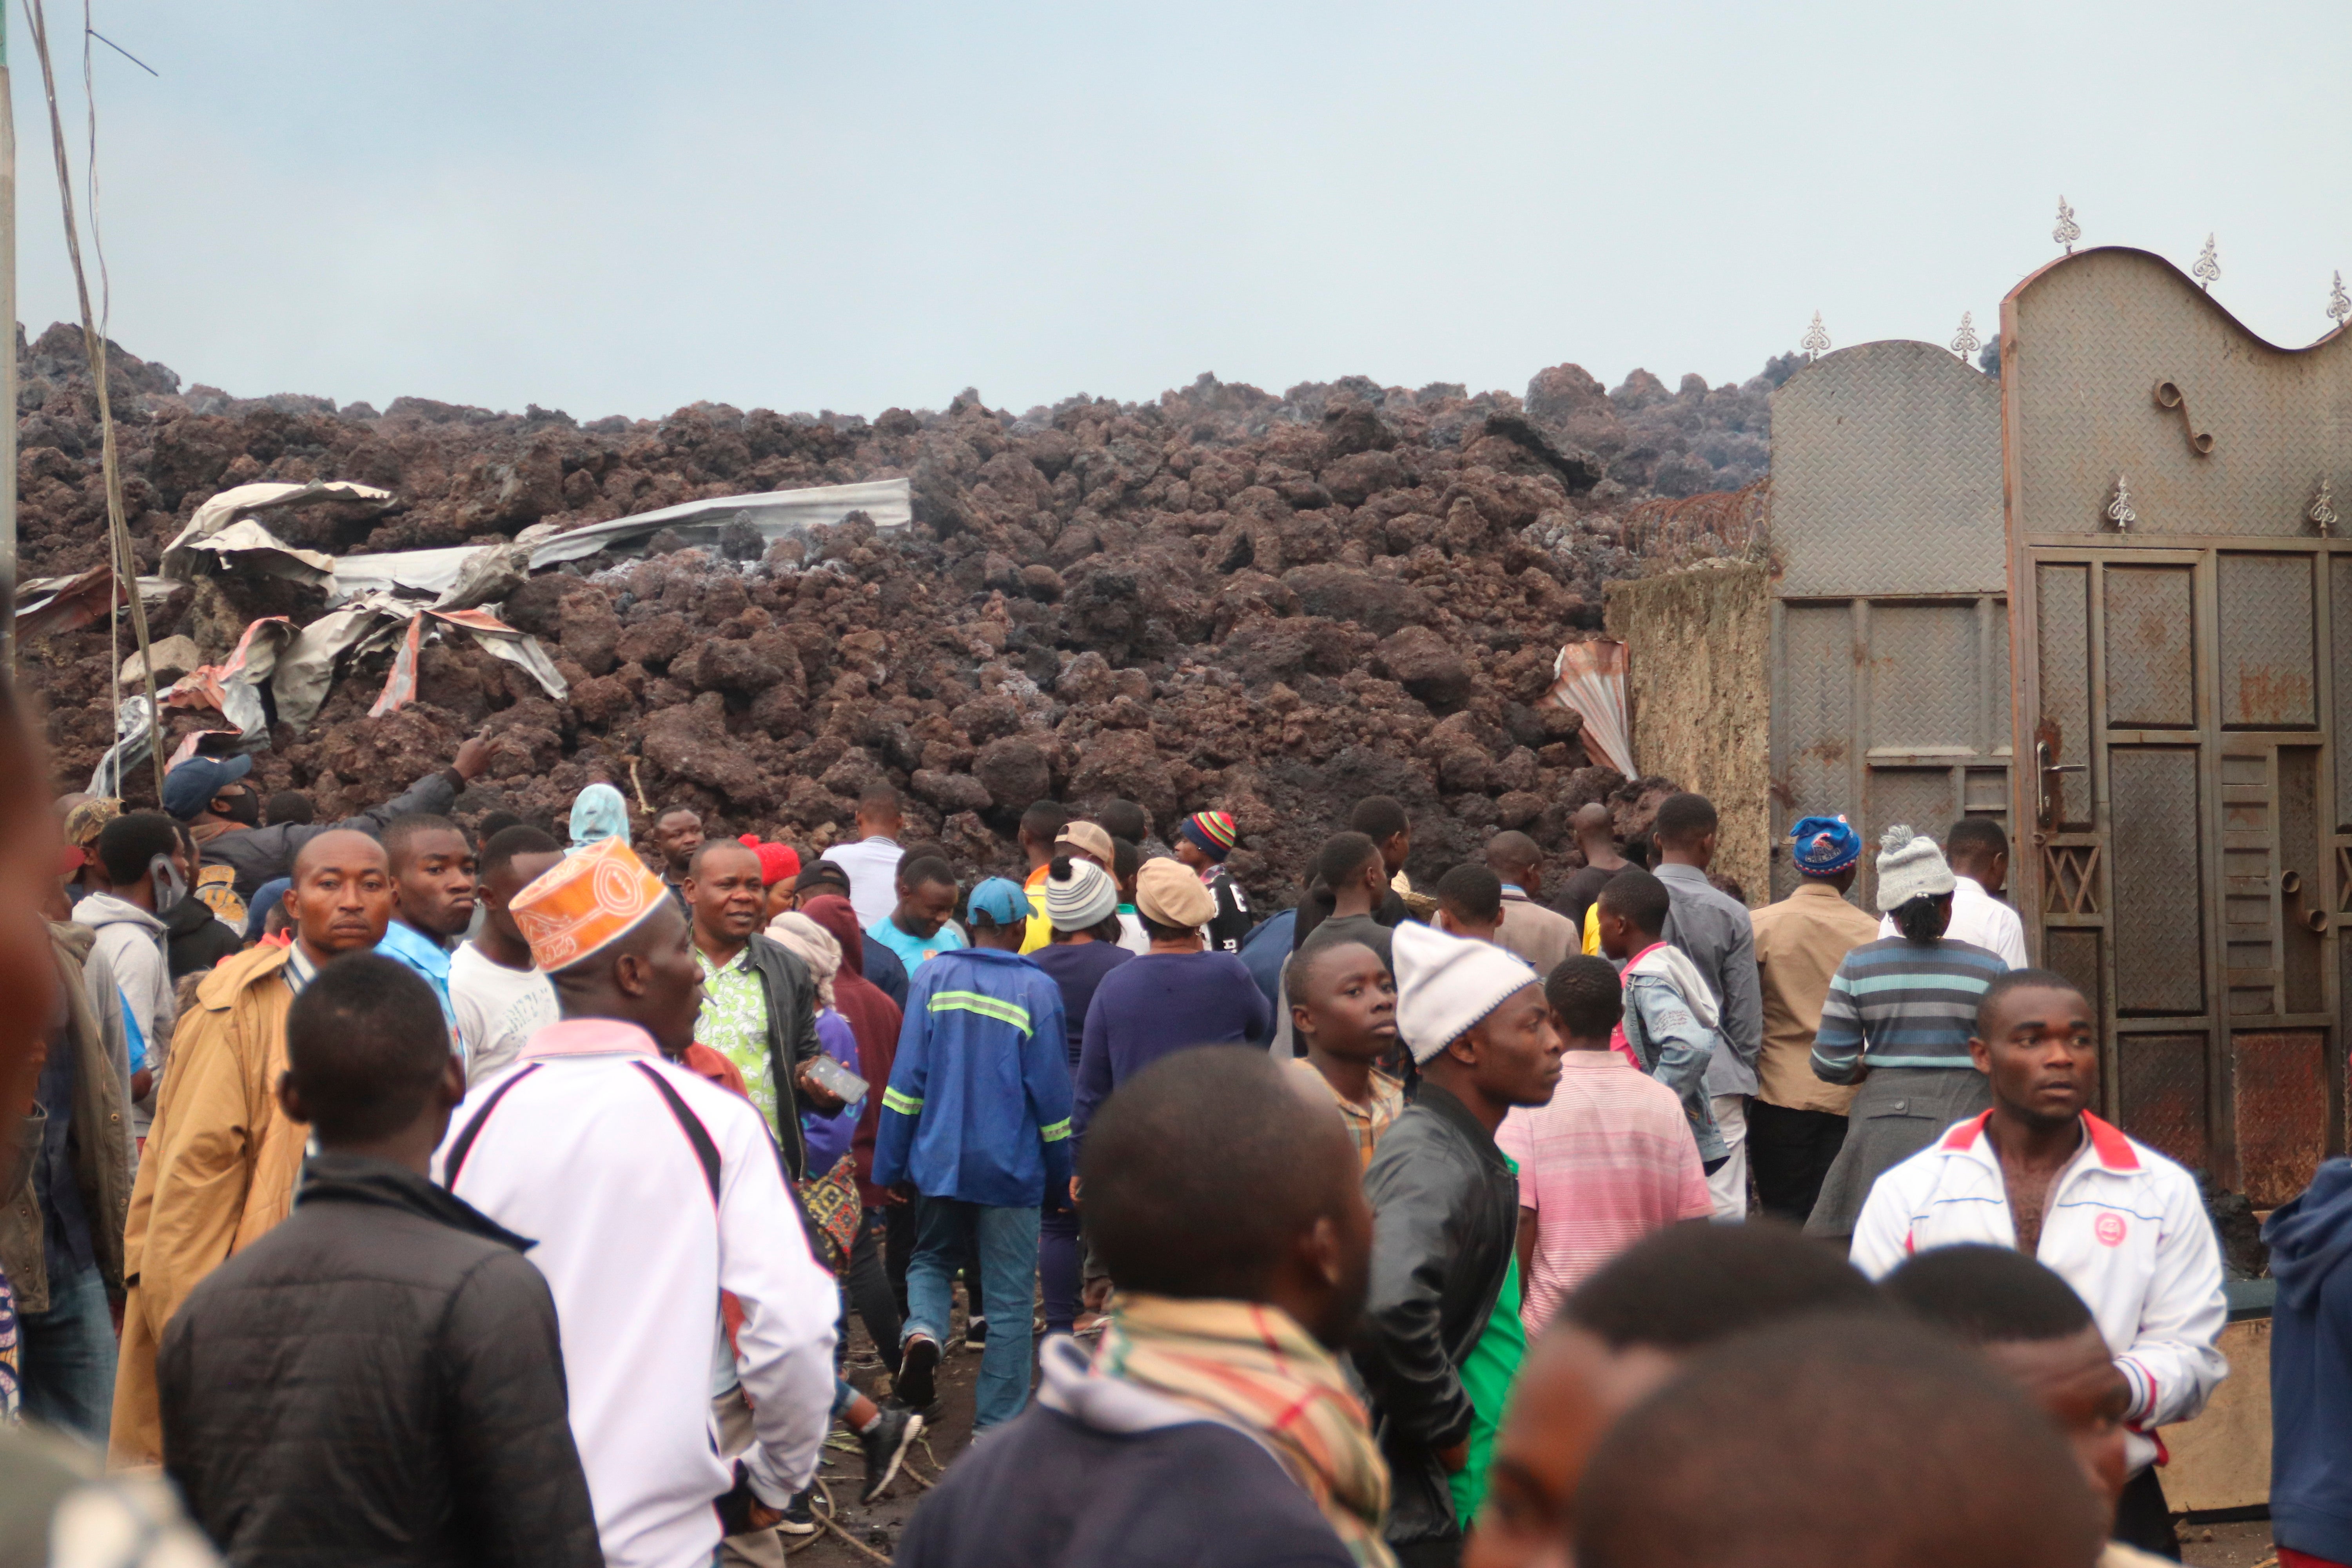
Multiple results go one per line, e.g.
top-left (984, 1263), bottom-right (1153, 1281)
top-left (2, 677), bottom-right (2351, 1568)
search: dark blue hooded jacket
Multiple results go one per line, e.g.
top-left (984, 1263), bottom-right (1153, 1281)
top-left (2265, 1158), bottom-right (2352, 1562)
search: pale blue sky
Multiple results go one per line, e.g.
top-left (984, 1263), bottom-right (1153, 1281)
top-left (10, 1), bottom-right (2348, 421)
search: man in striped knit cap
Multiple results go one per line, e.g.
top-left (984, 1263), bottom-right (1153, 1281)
top-left (1173, 809), bottom-right (1256, 953)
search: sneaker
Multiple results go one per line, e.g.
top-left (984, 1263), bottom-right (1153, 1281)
top-left (896, 1333), bottom-right (941, 1411)
top-left (777, 1487), bottom-right (818, 1537)
top-left (965, 1314), bottom-right (988, 1348)
top-left (857, 1407), bottom-right (925, 1503)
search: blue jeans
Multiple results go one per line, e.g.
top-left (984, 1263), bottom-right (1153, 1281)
top-left (19, 1265), bottom-right (114, 1445)
top-left (905, 1196), bottom-right (1040, 1432)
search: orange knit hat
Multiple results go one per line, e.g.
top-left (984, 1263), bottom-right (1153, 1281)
top-left (510, 836), bottom-right (672, 972)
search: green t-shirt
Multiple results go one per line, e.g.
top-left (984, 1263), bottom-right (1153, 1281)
top-left (1449, 1172), bottom-right (1529, 1528)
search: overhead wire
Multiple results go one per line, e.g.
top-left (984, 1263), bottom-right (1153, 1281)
top-left (21, 0), bottom-right (161, 800)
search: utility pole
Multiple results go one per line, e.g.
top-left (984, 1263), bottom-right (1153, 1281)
top-left (0, 8), bottom-right (17, 670)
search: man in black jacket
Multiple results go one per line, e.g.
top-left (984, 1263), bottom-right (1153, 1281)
top-left (166, 733), bottom-right (495, 902)
top-left (163, 826), bottom-right (242, 979)
top-left (685, 838), bottom-right (833, 1178)
top-left (158, 954), bottom-right (599, 1568)
top-left (1357, 921), bottom-right (1563, 1568)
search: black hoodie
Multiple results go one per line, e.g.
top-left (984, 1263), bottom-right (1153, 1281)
top-left (162, 893), bottom-right (242, 981)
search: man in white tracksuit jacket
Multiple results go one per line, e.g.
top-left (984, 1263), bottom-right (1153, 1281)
top-left (439, 839), bottom-right (839, 1568)
top-left (1851, 968), bottom-right (2225, 1553)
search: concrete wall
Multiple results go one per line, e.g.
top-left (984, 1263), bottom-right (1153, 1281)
top-left (1605, 561), bottom-right (1772, 906)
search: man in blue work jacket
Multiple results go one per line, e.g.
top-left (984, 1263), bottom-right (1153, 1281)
top-left (874, 877), bottom-right (1073, 1432)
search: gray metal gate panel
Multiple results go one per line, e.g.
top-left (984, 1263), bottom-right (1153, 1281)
top-left (2103, 567), bottom-right (2197, 728)
top-left (2004, 250), bottom-right (2351, 542)
top-left (2036, 564), bottom-right (2093, 828)
top-left (2218, 553), bottom-right (2318, 728)
top-left (2005, 245), bottom-right (2352, 1192)
top-left (1771, 340), bottom-right (2006, 598)
top-left (2109, 748), bottom-right (2206, 1014)
top-left (1769, 342), bottom-right (2010, 900)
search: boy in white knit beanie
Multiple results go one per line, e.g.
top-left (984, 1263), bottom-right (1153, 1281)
top-left (1356, 922), bottom-right (1564, 1559)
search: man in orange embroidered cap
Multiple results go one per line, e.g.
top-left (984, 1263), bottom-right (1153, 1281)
top-left (1173, 810), bottom-right (1255, 954)
top-left (436, 837), bottom-right (841, 1568)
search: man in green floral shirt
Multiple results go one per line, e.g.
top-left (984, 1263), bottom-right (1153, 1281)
top-left (685, 840), bottom-right (835, 1177)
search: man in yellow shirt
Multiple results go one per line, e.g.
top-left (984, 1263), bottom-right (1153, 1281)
top-left (1015, 801), bottom-right (1070, 955)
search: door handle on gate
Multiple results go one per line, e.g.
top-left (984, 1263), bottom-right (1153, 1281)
top-left (2035, 737), bottom-right (2085, 829)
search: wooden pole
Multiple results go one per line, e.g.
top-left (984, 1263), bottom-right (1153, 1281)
top-left (0, 11), bottom-right (18, 670)
top-left (23, 0), bottom-right (160, 800)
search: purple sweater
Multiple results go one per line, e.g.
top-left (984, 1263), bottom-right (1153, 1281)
top-left (799, 1007), bottom-right (864, 1174)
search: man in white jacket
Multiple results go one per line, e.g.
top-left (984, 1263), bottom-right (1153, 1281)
top-left (73, 813), bottom-right (184, 1130)
top-left (1850, 968), bottom-right (2225, 1557)
top-left (1874, 817), bottom-right (2027, 969)
top-left (437, 837), bottom-right (839, 1568)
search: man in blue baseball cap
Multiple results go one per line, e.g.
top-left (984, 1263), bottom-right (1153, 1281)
top-left (873, 874), bottom-right (1071, 1432)
top-left (1744, 815), bottom-right (1881, 1223)
top-left (167, 731), bottom-right (496, 903)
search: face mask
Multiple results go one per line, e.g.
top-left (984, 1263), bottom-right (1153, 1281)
top-left (148, 853), bottom-right (185, 916)
top-left (221, 788), bottom-right (261, 828)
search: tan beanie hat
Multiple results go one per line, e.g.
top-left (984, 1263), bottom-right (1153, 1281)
top-left (1134, 857), bottom-right (1216, 930)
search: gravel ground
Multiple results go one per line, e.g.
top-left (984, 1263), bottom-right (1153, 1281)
top-left (2180, 1517), bottom-right (2275, 1566)
top-left (776, 1313), bottom-right (983, 1566)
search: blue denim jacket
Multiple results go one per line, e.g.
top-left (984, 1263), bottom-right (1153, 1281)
top-left (1619, 971), bottom-right (1729, 1169)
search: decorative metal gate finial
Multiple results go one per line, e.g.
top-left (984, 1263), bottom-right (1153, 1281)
top-left (1800, 312), bottom-right (1830, 362)
top-left (2053, 197), bottom-right (2080, 254)
top-left (2193, 234), bottom-right (2220, 291)
top-left (1950, 311), bottom-right (1981, 362)
top-left (2313, 476), bottom-right (2339, 537)
top-left (2329, 271), bottom-right (2350, 328)
top-left (2105, 474), bottom-right (2137, 532)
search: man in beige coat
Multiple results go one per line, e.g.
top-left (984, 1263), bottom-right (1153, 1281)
top-left (1486, 831), bottom-right (1580, 977)
top-left (1745, 815), bottom-right (1879, 1229)
top-left (109, 829), bottom-right (392, 1466)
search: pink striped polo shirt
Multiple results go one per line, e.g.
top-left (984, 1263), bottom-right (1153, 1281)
top-left (1495, 1051), bottom-right (1715, 1333)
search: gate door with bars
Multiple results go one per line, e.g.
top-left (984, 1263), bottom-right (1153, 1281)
top-left (1770, 340), bottom-right (2010, 908)
top-left (2004, 247), bottom-right (2352, 1205)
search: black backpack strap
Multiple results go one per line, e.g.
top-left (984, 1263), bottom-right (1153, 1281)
top-left (442, 1062), bottom-right (542, 1188)
top-left (634, 1060), bottom-right (722, 1204)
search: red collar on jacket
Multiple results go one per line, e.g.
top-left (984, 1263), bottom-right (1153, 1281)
top-left (1936, 1109), bottom-right (2140, 1171)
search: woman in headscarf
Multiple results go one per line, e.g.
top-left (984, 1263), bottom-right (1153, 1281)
top-left (741, 836), bottom-right (803, 922)
top-left (798, 893), bottom-right (908, 1376)
top-left (766, 911), bottom-right (860, 1187)
top-left (565, 783), bottom-right (630, 856)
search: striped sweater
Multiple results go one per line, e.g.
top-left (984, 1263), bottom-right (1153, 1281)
top-left (1809, 936), bottom-right (2008, 1083)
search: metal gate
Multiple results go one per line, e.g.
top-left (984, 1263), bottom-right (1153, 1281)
top-left (2005, 248), bottom-right (2352, 1203)
top-left (1769, 340), bottom-right (2011, 907)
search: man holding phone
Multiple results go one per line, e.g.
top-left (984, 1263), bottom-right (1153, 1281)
top-left (684, 839), bottom-right (841, 1180)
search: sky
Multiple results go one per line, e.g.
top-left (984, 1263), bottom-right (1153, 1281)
top-left (6, 1), bottom-right (2347, 423)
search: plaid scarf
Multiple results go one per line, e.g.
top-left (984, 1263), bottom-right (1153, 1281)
top-left (1099, 1294), bottom-right (1394, 1567)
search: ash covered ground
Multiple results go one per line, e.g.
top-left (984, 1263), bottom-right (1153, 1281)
top-left (11, 323), bottom-right (1800, 900)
